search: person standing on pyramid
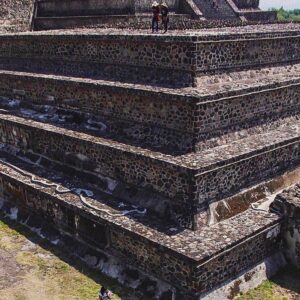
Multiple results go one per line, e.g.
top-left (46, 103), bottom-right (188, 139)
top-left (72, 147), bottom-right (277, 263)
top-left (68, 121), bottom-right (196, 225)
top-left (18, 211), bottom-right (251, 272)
top-left (151, 1), bottom-right (160, 33)
top-left (161, 2), bottom-right (169, 33)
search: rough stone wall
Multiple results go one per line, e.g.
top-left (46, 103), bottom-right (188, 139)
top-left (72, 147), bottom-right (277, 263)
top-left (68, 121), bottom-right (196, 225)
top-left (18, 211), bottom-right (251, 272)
top-left (190, 225), bottom-right (282, 295)
top-left (0, 168), bottom-right (195, 295)
top-left (0, 73), bottom-right (195, 154)
top-left (196, 141), bottom-right (300, 210)
top-left (0, 58), bottom-right (194, 88)
top-left (0, 0), bottom-right (34, 31)
top-left (78, 220), bottom-right (283, 296)
top-left (0, 35), bottom-right (196, 86)
top-left (0, 72), bottom-right (196, 138)
top-left (0, 171), bottom-right (283, 297)
top-left (194, 83), bottom-right (300, 150)
top-left (0, 35), bottom-right (195, 72)
top-left (1, 31), bottom-right (300, 228)
top-left (1, 112), bottom-right (300, 229)
top-left (0, 114), bottom-right (196, 227)
top-left (196, 36), bottom-right (300, 72)
top-left (1, 34), bottom-right (300, 86)
top-left (1, 72), bottom-right (300, 154)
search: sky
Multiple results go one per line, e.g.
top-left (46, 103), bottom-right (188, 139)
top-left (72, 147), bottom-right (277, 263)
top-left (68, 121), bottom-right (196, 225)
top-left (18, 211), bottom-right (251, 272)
top-left (260, 0), bottom-right (299, 10)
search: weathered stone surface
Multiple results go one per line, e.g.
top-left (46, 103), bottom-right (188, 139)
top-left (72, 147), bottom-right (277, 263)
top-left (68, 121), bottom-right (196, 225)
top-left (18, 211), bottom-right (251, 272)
top-left (0, 110), bottom-right (300, 228)
top-left (0, 151), bottom-right (283, 297)
top-left (1, 25), bottom-right (300, 85)
top-left (0, 63), bottom-right (300, 153)
top-left (0, 21), bottom-right (300, 299)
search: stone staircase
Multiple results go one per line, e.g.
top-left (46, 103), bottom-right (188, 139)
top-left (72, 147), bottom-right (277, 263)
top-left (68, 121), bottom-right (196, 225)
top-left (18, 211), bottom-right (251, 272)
top-left (1, 23), bottom-right (300, 298)
top-left (192, 0), bottom-right (238, 20)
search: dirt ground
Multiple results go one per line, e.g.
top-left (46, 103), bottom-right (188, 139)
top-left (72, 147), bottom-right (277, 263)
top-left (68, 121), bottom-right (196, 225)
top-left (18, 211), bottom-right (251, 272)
top-left (0, 218), bottom-right (143, 300)
top-left (0, 217), bottom-right (300, 300)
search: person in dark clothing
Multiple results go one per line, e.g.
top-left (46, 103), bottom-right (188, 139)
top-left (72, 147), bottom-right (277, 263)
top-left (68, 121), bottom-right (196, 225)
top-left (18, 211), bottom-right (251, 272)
top-left (161, 2), bottom-right (169, 33)
top-left (151, 1), bottom-right (160, 33)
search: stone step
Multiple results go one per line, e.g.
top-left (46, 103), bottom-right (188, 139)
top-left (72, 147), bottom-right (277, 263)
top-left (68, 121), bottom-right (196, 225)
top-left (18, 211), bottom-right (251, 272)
top-left (1, 25), bottom-right (300, 86)
top-left (0, 111), bottom-right (300, 229)
top-left (0, 64), bottom-right (299, 154)
top-left (0, 150), bottom-right (283, 298)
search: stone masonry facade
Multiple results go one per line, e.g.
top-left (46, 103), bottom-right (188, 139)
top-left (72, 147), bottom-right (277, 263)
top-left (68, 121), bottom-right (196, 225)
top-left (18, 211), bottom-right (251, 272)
top-left (0, 68), bottom-right (300, 153)
top-left (1, 30), bottom-right (300, 87)
top-left (0, 20), bottom-right (300, 299)
top-left (0, 154), bottom-right (283, 296)
top-left (1, 111), bottom-right (300, 229)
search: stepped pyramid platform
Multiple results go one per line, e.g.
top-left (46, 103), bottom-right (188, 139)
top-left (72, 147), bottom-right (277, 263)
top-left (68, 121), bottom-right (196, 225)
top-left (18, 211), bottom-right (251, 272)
top-left (1, 23), bottom-right (300, 299)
